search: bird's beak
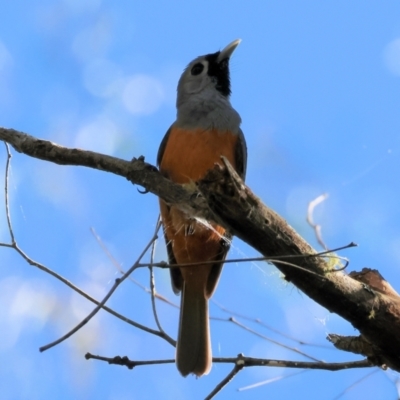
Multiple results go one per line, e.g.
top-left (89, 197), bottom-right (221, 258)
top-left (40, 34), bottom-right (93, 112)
top-left (217, 39), bottom-right (241, 62)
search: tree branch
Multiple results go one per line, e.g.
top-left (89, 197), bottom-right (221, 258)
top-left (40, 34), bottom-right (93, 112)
top-left (0, 128), bottom-right (210, 218)
top-left (2, 127), bottom-right (400, 372)
top-left (197, 157), bottom-right (400, 372)
top-left (85, 352), bottom-right (372, 371)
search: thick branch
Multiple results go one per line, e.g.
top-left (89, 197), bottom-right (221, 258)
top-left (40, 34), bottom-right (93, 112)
top-left (2, 127), bottom-right (400, 371)
top-left (197, 159), bottom-right (400, 372)
top-left (0, 128), bottom-right (210, 218)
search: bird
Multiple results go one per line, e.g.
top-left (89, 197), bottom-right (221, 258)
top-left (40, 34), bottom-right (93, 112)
top-left (157, 39), bottom-right (247, 377)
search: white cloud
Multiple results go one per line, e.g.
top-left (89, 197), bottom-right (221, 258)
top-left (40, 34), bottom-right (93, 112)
top-left (122, 74), bottom-right (164, 115)
top-left (383, 38), bottom-right (400, 76)
top-left (10, 280), bottom-right (56, 323)
top-left (0, 277), bottom-right (56, 350)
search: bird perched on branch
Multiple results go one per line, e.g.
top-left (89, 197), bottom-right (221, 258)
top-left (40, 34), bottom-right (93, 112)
top-left (157, 39), bottom-right (247, 377)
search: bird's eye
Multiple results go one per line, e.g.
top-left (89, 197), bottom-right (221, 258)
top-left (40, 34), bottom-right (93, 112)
top-left (191, 63), bottom-right (204, 76)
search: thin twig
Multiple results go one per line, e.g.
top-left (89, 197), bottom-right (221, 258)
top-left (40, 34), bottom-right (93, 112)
top-left (90, 227), bottom-right (177, 307)
top-left (134, 242), bottom-right (357, 273)
top-left (212, 299), bottom-right (331, 348)
top-left (140, 256), bottom-right (347, 278)
top-left (0, 147), bottom-right (175, 346)
top-left (92, 219), bottom-right (174, 343)
top-left (229, 317), bottom-right (321, 362)
top-left (332, 369), bottom-right (379, 400)
top-left (1, 242), bottom-right (174, 345)
top-left (87, 225), bottom-right (345, 355)
top-left (39, 227), bottom-right (161, 352)
top-left (212, 356), bottom-right (372, 371)
top-left (3, 143), bottom-right (15, 244)
top-left (91, 220), bottom-right (350, 354)
top-left (85, 352), bottom-right (175, 368)
top-left (86, 352), bottom-right (372, 371)
top-left (205, 354), bottom-right (245, 400)
top-left (149, 217), bottom-right (168, 334)
top-left (238, 369), bottom-right (307, 391)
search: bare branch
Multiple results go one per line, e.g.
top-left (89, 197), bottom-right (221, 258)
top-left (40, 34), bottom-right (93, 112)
top-left (212, 299), bottom-right (331, 348)
top-left (213, 356), bottom-right (372, 371)
top-left (205, 354), bottom-right (245, 400)
top-left (3, 143), bottom-right (15, 244)
top-left (134, 241), bottom-right (355, 272)
top-left (90, 227), bottom-right (177, 307)
top-left (86, 352), bottom-right (372, 371)
top-left (2, 129), bottom-right (400, 372)
top-left (197, 156), bottom-right (400, 372)
top-left (148, 217), bottom-right (170, 335)
top-left (39, 226), bottom-right (163, 352)
top-left (85, 353), bottom-right (175, 368)
top-left (228, 317), bottom-right (321, 362)
top-left (0, 145), bottom-right (176, 348)
top-left (0, 128), bottom-right (209, 218)
top-left (2, 240), bottom-right (173, 343)
top-left (327, 334), bottom-right (387, 369)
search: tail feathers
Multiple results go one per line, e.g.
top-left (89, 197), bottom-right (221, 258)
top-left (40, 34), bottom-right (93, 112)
top-left (176, 283), bottom-right (211, 377)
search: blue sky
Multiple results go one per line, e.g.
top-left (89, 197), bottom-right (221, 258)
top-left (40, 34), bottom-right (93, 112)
top-left (1, 1), bottom-right (400, 399)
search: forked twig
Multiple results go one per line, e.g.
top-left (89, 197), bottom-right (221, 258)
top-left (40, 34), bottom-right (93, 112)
top-left (91, 221), bottom-right (175, 343)
top-left (134, 242), bottom-right (356, 273)
top-left (212, 299), bottom-right (330, 348)
top-left (0, 146), bottom-right (175, 349)
top-left (205, 354), bottom-right (245, 400)
top-left (39, 227), bottom-right (161, 352)
top-left (90, 227), bottom-right (177, 307)
top-left (148, 217), bottom-right (168, 334)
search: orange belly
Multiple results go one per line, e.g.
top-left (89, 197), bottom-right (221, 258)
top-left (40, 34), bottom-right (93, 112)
top-left (159, 127), bottom-right (239, 184)
top-left (159, 126), bottom-right (238, 274)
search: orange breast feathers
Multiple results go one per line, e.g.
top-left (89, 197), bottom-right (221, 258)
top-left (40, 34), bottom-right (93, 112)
top-left (158, 126), bottom-right (239, 276)
top-left (159, 127), bottom-right (239, 184)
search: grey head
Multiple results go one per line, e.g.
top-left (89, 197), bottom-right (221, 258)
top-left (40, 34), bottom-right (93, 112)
top-left (175, 39), bottom-right (242, 131)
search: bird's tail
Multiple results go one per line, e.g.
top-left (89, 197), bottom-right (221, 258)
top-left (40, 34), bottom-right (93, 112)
top-left (176, 281), bottom-right (211, 377)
